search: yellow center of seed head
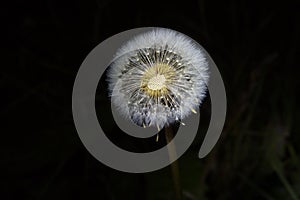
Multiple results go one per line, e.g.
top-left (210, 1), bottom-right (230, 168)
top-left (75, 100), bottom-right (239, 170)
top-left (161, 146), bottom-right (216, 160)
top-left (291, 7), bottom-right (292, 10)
top-left (147, 74), bottom-right (166, 90)
top-left (140, 63), bottom-right (175, 97)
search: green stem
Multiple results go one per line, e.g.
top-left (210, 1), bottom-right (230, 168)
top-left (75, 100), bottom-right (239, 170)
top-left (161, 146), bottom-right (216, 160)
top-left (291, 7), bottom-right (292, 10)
top-left (165, 125), bottom-right (182, 200)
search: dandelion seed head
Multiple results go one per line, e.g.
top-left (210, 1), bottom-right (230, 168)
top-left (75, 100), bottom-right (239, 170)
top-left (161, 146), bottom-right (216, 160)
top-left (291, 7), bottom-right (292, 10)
top-left (108, 28), bottom-right (209, 129)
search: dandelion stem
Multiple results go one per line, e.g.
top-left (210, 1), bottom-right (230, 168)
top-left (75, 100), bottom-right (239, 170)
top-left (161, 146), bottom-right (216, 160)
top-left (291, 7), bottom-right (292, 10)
top-left (165, 125), bottom-right (182, 200)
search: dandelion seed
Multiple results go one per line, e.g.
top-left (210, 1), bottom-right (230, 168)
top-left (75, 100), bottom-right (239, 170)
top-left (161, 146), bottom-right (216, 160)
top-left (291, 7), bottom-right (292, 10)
top-left (108, 28), bottom-right (209, 130)
top-left (190, 108), bottom-right (197, 114)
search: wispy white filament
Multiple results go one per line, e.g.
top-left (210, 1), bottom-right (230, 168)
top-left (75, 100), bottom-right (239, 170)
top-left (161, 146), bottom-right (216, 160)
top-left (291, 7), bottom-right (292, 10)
top-left (108, 28), bottom-right (209, 130)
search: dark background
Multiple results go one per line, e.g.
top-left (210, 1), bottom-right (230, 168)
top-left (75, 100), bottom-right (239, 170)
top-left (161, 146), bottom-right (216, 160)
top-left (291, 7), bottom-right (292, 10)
top-left (2, 0), bottom-right (300, 199)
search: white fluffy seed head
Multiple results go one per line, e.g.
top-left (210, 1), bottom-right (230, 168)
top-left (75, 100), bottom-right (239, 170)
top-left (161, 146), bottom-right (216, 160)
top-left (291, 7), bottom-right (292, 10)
top-left (107, 28), bottom-right (209, 130)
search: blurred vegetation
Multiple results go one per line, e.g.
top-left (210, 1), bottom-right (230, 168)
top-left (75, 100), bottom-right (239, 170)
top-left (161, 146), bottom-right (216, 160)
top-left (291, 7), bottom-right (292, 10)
top-left (2, 0), bottom-right (300, 199)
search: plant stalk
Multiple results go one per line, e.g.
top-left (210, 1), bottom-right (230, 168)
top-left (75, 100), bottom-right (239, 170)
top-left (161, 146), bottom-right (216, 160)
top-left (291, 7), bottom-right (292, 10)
top-left (165, 125), bottom-right (182, 200)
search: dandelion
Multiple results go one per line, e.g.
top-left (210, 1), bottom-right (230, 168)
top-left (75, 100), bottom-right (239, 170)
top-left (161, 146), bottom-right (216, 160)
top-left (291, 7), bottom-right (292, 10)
top-left (108, 28), bottom-right (209, 130)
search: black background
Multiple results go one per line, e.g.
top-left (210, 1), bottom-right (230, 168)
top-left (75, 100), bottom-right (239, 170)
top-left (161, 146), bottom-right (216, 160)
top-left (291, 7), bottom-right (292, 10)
top-left (2, 0), bottom-right (300, 199)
